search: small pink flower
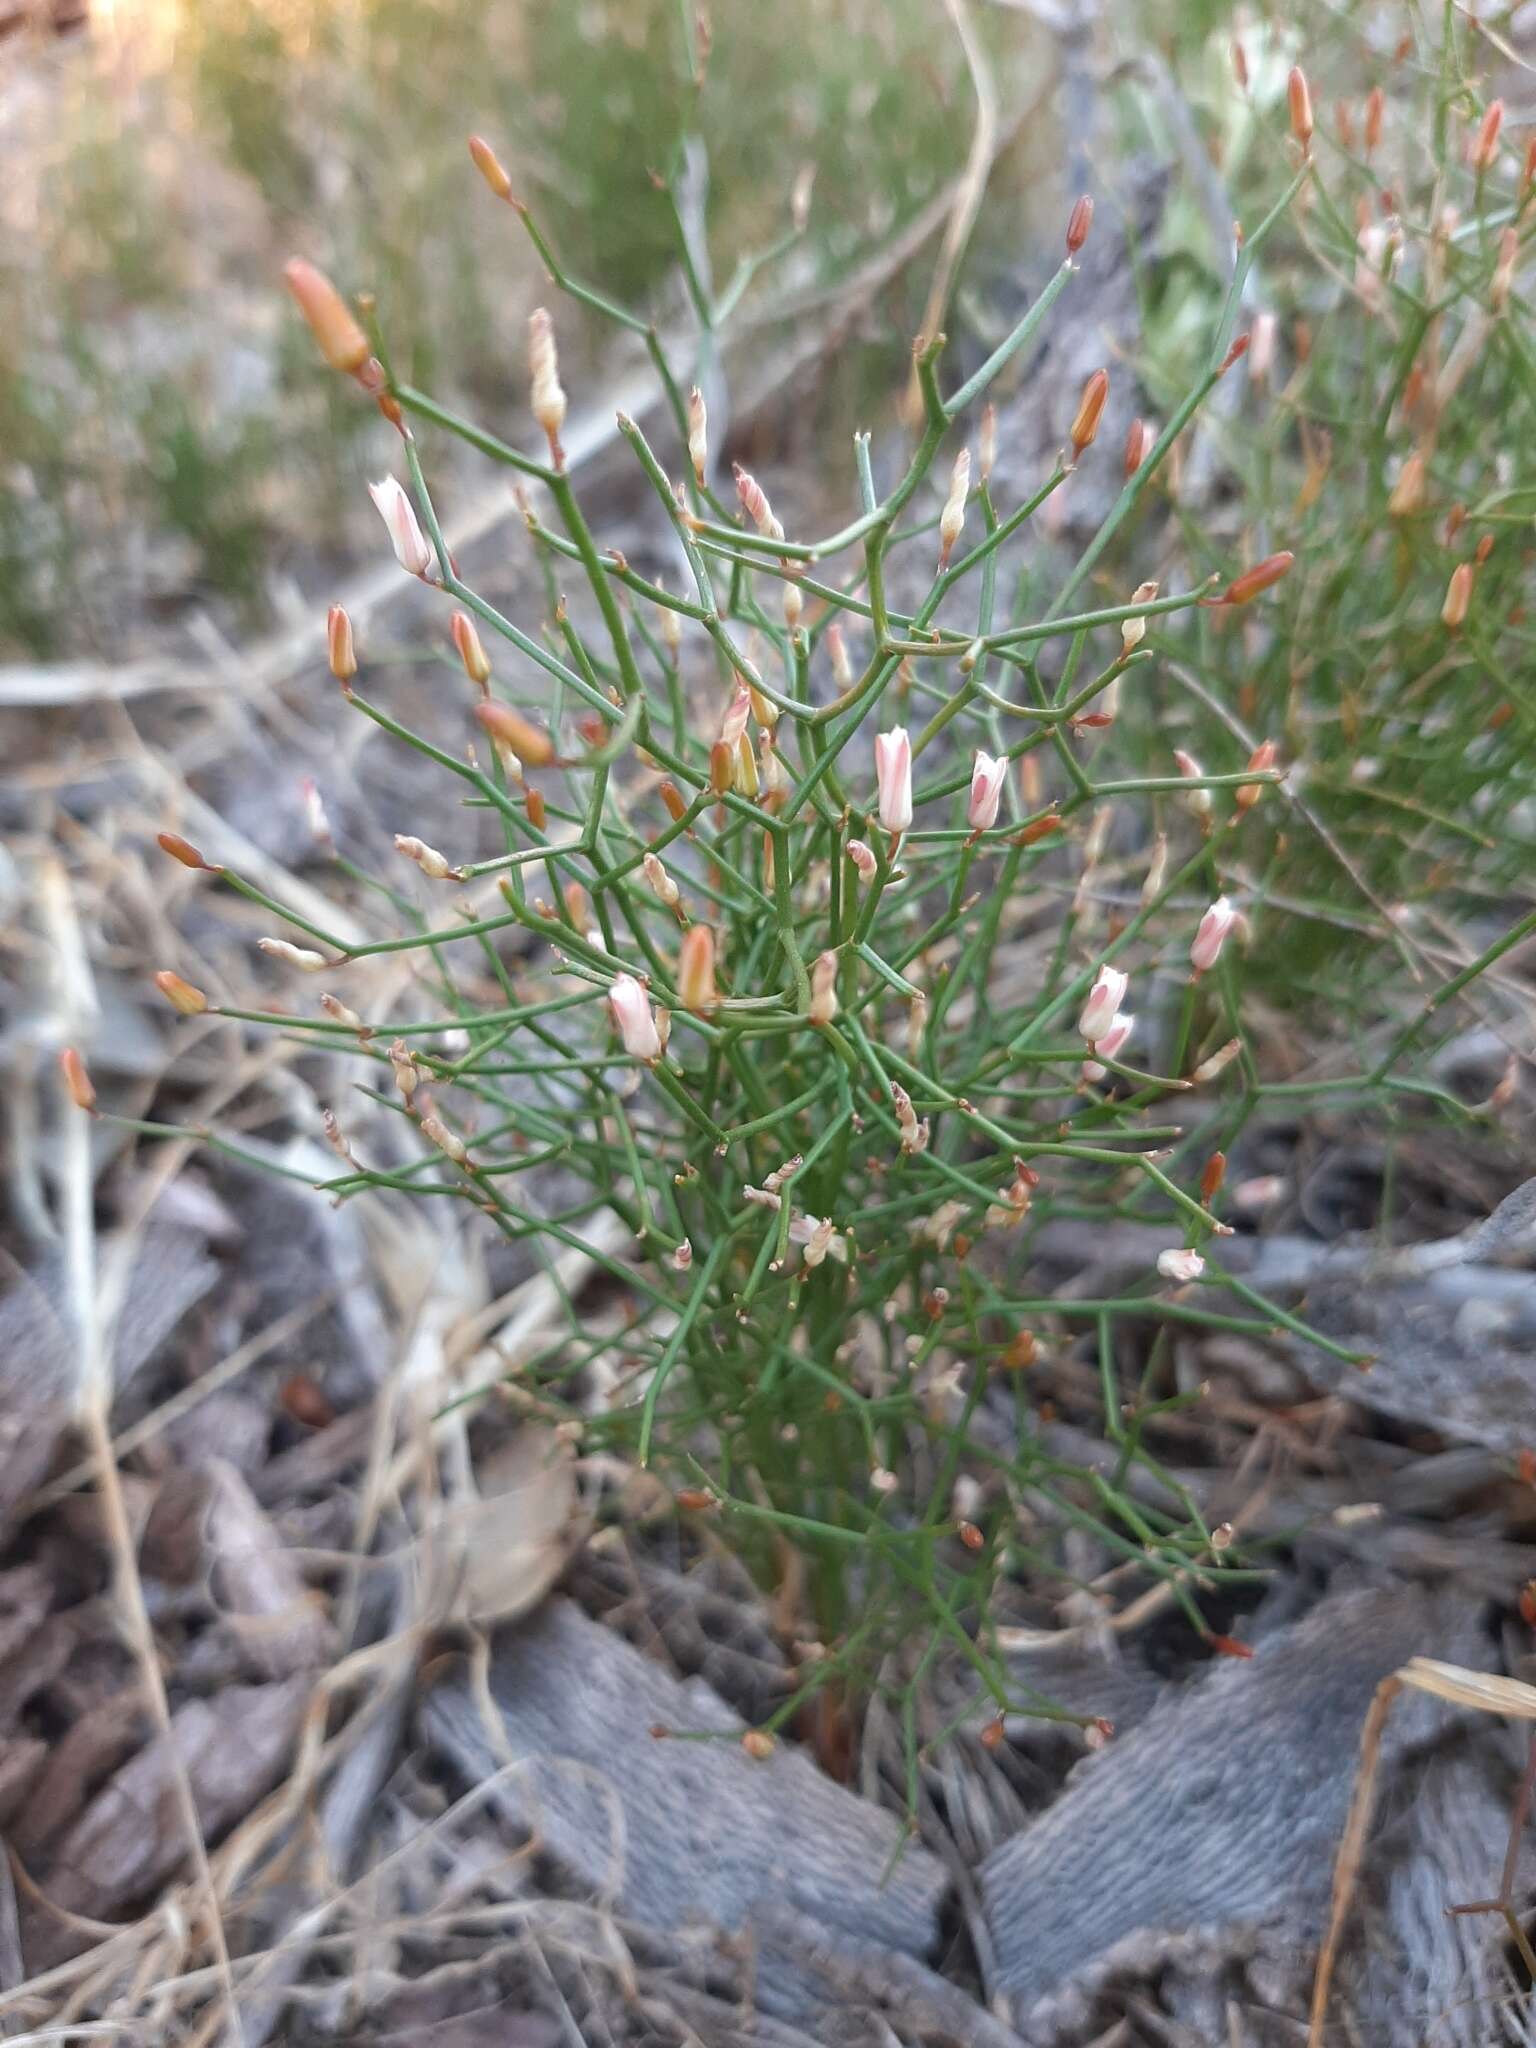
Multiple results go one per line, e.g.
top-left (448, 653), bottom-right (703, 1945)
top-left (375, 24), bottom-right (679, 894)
top-left (608, 973), bottom-right (661, 1062)
top-left (368, 477), bottom-right (433, 578)
top-left (1077, 964), bottom-right (1129, 1043)
top-left (1157, 1247), bottom-right (1205, 1283)
top-left (847, 839), bottom-right (877, 881)
top-left (1191, 896), bottom-right (1238, 974)
top-left (874, 727), bottom-right (913, 834)
top-left (788, 1213), bottom-right (849, 1267)
top-left (967, 750), bottom-right (1007, 833)
top-left (1082, 1010), bottom-right (1135, 1081)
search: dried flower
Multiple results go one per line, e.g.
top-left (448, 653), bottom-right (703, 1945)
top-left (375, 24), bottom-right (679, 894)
top-left (368, 477), bottom-right (433, 579)
top-left (1441, 561), bottom-right (1474, 630)
top-left (1120, 579), bottom-right (1159, 655)
top-left (609, 973), bottom-right (662, 1062)
top-left (1065, 194), bottom-right (1094, 256)
top-left (283, 258), bottom-right (370, 377)
top-left (475, 699), bottom-right (556, 768)
top-left (939, 448), bottom-right (970, 568)
top-left (1069, 368), bottom-right (1109, 459)
top-left (874, 727), bottom-right (913, 834)
top-left (155, 970), bottom-right (209, 1016)
top-left (529, 308), bottom-right (567, 465)
top-left (259, 938), bottom-right (329, 972)
top-left (967, 750), bottom-right (1007, 832)
top-left (1174, 748), bottom-right (1214, 818)
top-left (679, 929), bottom-right (720, 1015)
top-left (809, 950), bottom-right (839, 1026)
top-left (327, 604), bottom-right (357, 682)
top-left (468, 134), bottom-right (515, 202)
top-left (788, 1214), bottom-right (848, 1267)
top-left (847, 838), bottom-right (877, 882)
top-left (783, 578), bottom-right (804, 631)
top-left (1157, 1247), bottom-right (1206, 1283)
top-left (420, 1113), bottom-right (469, 1166)
top-left (720, 683), bottom-right (753, 748)
top-left (1078, 964), bottom-right (1129, 1044)
top-left (59, 1047), bottom-right (96, 1111)
top-left (319, 993), bottom-right (368, 1036)
top-left (891, 1081), bottom-right (930, 1156)
top-left (451, 612), bottom-right (492, 687)
top-left (1190, 897), bottom-right (1238, 973)
top-left (395, 834), bottom-right (457, 880)
top-left (388, 1039), bottom-right (420, 1098)
top-left (687, 386), bottom-right (708, 486)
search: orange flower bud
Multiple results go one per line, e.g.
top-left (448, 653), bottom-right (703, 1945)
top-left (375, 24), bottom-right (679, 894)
top-left (1124, 416), bottom-right (1153, 477)
top-left (157, 831), bottom-right (215, 872)
top-left (1217, 551), bottom-right (1293, 606)
top-left (1015, 812), bottom-right (1063, 846)
top-left (1065, 194), bottom-right (1094, 256)
top-left (154, 970), bottom-right (209, 1017)
top-left (1200, 1151), bottom-right (1227, 1203)
top-left (1387, 450), bottom-right (1426, 518)
top-left (741, 1730), bottom-right (774, 1760)
top-left (327, 604), bottom-right (356, 683)
top-left (468, 133), bottom-right (515, 202)
top-left (660, 780), bottom-right (689, 825)
top-left (1472, 99), bottom-right (1504, 174)
top-left (526, 786), bottom-right (546, 830)
top-left (709, 740), bottom-right (733, 795)
top-left (1476, 533), bottom-right (1495, 566)
top-left (59, 1047), bottom-right (96, 1112)
top-left (283, 259), bottom-right (371, 377)
top-left (1236, 738), bottom-right (1279, 811)
top-left (677, 923), bottom-right (719, 1013)
top-left (452, 612), bottom-right (492, 687)
top-left (1441, 561), bottom-right (1474, 630)
top-left (1069, 368), bottom-right (1109, 459)
top-left (1288, 66), bottom-right (1314, 151)
top-left (475, 699), bottom-right (555, 767)
top-left (1365, 86), bottom-right (1384, 154)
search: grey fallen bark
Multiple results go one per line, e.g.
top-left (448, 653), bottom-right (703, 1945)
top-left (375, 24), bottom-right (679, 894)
top-left (420, 1599), bottom-right (949, 2020)
top-left (978, 1584), bottom-right (1479, 2031)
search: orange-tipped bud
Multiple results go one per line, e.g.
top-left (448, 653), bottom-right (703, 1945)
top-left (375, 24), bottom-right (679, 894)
top-left (741, 1730), bottom-right (774, 1760)
top-left (525, 786), bottom-right (546, 830)
top-left (157, 831), bottom-right (215, 872)
top-left (687, 386), bottom-right (708, 487)
top-left (327, 604), bottom-right (357, 682)
top-left (1069, 368), bottom-right (1109, 459)
top-left (1365, 85), bottom-right (1384, 154)
top-left (155, 969), bottom-right (209, 1017)
top-left (475, 699), bottom-right (555, 767)
top-left (451, 611), bottom-right (492, 687)
top-left (1472, 99), bottom-right (1504, 174)
top-left (1217, 551), bottom-right (1294, 605)
top-left (1475, 533), bottom-right (1494, 566)
top-left (1388, 450), bottom-right (1426, 518)
top-left (283, 259), bottom-right (371, 377)
top-left (59, 1046), bottom-right (96, 1112)
top-left (1065, 194), bottom-right (1094, 256)
top-left (677, 923), bottom-right (719, 1013)
top-left (660, 780), bottom-right (689, 825)
top-left (709, 740), bottom-right (733, 795)
top-left (1441, 561), bottom-right (1474, 630)
top-left (528, 308), bottom-right (567, 464)
top-left (1236, 738), bottom-right (1279, 811)
top-left (1288, 66), bottom-right (1314, 151)
top-left (1016, 812), bottom-right (1063, 846)
top-left (468, 134), bottom-right (515, 202)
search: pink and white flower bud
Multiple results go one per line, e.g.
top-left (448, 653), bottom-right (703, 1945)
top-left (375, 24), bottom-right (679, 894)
top-left (1190, 896), bottom-right (1237, 974)
top-left (368, 477), bottom-right (433, 578)
top-left (1077, 964), bottom-right (1129, 1044)
top-left (394, 834), bottom-right (456, 880)
top-left (874, 727), bottom-right (913, 834)
top-left (733, 463), bottom-right (783, 542)
top-left (609, 973), bottom-right (662, 1062)
top-left (1156, 1247), bottom-right (1205, 1283)
top-left (643, 851), bottom-right (681, 908)
top-left (939, 448), bottom-right (970, 568)
top-left (528, 308), bottom-right (567, 462)
top-left (1081, 1008), bottom-right (1134, 1083)
top-left (258, 937), bottom-right (328, 972)
top-left (720, 684), bottom-right (753, 748)
top-left (809, 950), bottom-right (839, 1025)
top-left (687, 386), bottom-right (708, 486)
top-left (847, 838), bottom-right (877, 881)
top-left (1120, 580), bottom-right (1159, 655)
top-left (967, 750), bottom-right (1007, 833)
top-left (1174, 748), bottom-right (1214, 818)
top-left (826, 624), bottom-right (853, 692)
top-left (420, 1114), bottom-right (469, 1167)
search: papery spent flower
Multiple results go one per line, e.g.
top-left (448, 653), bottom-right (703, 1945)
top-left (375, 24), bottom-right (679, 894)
top-left (529, 308), bottom-right (567, 465)
top-left (259, 938), bottom-right (328, 972)
top-left (687, 386), bottom-right (708, 486)
top-left (327, 604), bottom-right (357, 682)
top-left (475, 699), bottom-right (556, 768)
top-left (1236, 739), bottom-right (1279, 811)
top-left (59, 1047), bottom-right (96, 1112)
top-left (468, 134), bottom-right (515, 201)
top-left (874, 727), bottom-right (913, 834)
top-left (1190, 896), bottom-right (1238, 973)
top-left (788, 1214), bottom-right (849, 1268)
top-left (395, 834), bottom-right (457, 880)
top-left (388, 1039), bottom-right (420, 1098)
top-left (809, 950), bottom-right (839, 1026)
top-left (319, 993), bottom-right (368, 1036)
top-left (967, 750), bottom-right (1007, 832)
top-left (939, 448), bottom-right (970, 568)
top-left (1441, 561), bottom-right (1474, 630)
top-left (1174, 748), bottom-right (1214, 818)
top-left (368, 477), bottom-right (433, 579)
top-left (1081, 1010), bottom-right (1135, 1083)
top-left (420, 1114), bottom-right (469, 1166)
top-left (155, 970), bottom-right (209, 1016)
top-left (676, 923), bottom-right (718, 1013)
top-left (284, 259), bottom-right (371, 377)
top-left (643, 851), bottom-right (680, 909)
top-left (1069, 368), bottom-right (1109, 459)
top-left (1288, 66), bottom-right (1314, 151)
top-left (1078, 964), bottom-right (1129, 1043)
top-left (720, 684), bottom-right (753, 748)
top-left (609, 973), bottom-right (662, 1062)
top-left (1388, 451), bottom-right (1426, 518)
top-left (451, 612), bottom-right (492, 687)
top-left (1157, 1247), bottom-right (1206, 1283)
top-left (890, 1082), bottom-right (930, 1156)
top-left (1120, 580), bottom-right (1159, 655)
top-left (733, 463), bottom-right (783, 542)
top-left (847, 838), bottom-right (877, 881)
